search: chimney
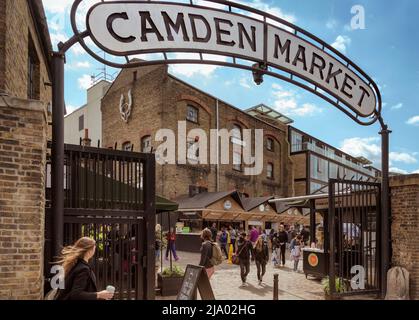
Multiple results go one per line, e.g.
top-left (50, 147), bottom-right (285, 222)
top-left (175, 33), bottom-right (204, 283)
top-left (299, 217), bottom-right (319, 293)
top-left (82, 129), bottom-right (92, 147)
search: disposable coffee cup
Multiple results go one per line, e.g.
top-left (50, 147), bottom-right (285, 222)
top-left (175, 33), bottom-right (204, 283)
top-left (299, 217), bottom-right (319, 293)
top-left (106, 286), bottom-right (115, 294)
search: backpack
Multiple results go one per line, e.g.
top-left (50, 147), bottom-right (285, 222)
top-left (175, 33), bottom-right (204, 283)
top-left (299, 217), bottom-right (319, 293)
top-left (209, 242), bottom-right (223, 266)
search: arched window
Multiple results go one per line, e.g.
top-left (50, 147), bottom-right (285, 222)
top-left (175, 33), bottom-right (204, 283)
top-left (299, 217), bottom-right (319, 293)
top-left (267, 162), bottom-right (274, 179)
top-left (122, 141), bottom-right (132, 152)
top-left (232, 124), bottom-right (242, 171)
top-left (141, 135), bottom-right (152, 153)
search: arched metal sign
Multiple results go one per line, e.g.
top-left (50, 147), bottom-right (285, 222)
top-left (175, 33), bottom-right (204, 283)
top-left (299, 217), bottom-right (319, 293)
top-left (51, 0), bottom-right (391, 299)
top-left (68, 0), bottom-right (382, 125)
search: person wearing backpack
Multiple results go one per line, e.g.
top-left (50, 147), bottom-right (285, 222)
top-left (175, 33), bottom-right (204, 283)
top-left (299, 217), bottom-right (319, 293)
top-left (199, 228), bottom-right (222, 279)
top-left (254, 235), bottom-right (269, 286)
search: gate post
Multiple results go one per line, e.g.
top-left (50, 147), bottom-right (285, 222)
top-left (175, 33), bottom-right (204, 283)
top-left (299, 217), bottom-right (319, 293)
top-left (380, 124), bottom-right (392, 298)
top-left (328, 181), bottom-right (336, 295)
top-left (51, 51), bottom-right (65, 259)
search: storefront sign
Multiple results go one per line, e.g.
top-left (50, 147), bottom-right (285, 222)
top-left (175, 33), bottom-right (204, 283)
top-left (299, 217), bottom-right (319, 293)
top-left (87, 2), bottom-right (376, 118)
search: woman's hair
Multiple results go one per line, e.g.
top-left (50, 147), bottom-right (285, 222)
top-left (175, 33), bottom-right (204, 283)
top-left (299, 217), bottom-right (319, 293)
top-left (254, 235), bottom-right (264, 252)
top-left (155, 224), bottom-right (162, 233)
top-left (201, 228), bottom-right (212, 241)
top-left (56, 237), bottom-right (96, 275)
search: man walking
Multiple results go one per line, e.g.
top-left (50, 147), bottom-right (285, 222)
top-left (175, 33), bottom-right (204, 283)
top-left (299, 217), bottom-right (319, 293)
top-left (236, 232), bottom-right (254, 287)
top-left (276, 225), bottom-right (288, 267)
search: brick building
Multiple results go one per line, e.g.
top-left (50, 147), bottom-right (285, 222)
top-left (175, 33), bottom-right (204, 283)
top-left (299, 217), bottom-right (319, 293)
top-left (0, 0), bottom-right (52, 300)
top-left (101, 64), bottom-right (295, 200)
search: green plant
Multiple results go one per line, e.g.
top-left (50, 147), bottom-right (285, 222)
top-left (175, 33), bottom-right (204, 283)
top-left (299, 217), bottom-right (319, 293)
top-left (161, 265), bottom-right (185, 278)
top-left (322, 277), bottom-right (347, 295)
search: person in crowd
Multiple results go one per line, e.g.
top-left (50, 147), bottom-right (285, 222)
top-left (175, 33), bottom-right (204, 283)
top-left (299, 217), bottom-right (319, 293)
top-left (229, 225), bottom-right (237, 251)
top-left (165, 227), bottom-right (179, 262)
top-left (253, 235), bottom-right (269, 286)
top-left (56, 237), bottom-right (114, 300)
top-left (290, 235), bottom-right (303, 272)
top-left (199, 228), bottom-right (215, 279)
top-left (300, 226), bottom-right (310, 245)
top-left (287, 225), bottom-right (296, 244)
top-left (249, 225), bottom-right (259, 245)
top-left (276, 225), bottom-right (288, 267)
top-left (236, 232), bottom-right (254, 287)
top-left (210, 223), bottom-right (218, 242)
top-left (219, 227), bottom-right (229, 259)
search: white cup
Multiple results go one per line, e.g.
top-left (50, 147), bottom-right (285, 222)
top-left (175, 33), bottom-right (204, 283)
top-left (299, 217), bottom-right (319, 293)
top-left (106, 286), bottom-right (116, 294)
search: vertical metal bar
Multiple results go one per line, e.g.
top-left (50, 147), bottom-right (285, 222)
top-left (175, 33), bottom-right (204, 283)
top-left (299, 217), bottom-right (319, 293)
top-left (380, 127), bottom-right (391, 298)
top-left (328, 180), bottom-right (336, 295)
top-left (144, 155), bottom-right (156, 300)
top-left (51, 52), bottom-right (65, 259)
top-left (310, 199), bottom-right (316, 245)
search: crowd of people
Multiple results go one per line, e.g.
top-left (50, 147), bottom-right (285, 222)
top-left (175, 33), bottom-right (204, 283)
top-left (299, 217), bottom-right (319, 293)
top-left (199, 223), bottom-right (313, 288)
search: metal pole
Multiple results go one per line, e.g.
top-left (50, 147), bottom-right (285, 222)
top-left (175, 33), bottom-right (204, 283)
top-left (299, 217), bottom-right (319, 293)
top-left (273, 274), bottom-right (279, 300)
top-left (51, 52), bottom-right (65, 259)
top-left (380, 124), bottom-right (391, 298)
top-left (310, 199), bottom-right (316, 245)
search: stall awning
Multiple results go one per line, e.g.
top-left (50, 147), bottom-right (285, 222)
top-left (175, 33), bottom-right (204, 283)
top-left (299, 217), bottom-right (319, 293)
top-left (156, 196), bottom-right (179, 213)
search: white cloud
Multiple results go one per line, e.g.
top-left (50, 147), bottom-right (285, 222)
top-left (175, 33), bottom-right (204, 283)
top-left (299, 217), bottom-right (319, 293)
top-left (412, 169), bottom-right (419, 174)
top-left (389, 152), bottom-right (417, 164)
top-left (391, 103), bottom-right (403, 110)
top-left (271, 84), bottom-right (322, 117)
top-left (50, 32), bottom-right (68, 49)
top-left (42, 0), bottom-right (74, 13)
top-left (389, 167), bottom-right (408, 175)
top-left (78, 74), bottom-right (93, 90)
top-left (331, 35), bottom-right (351, 54)
top-left (239, 77), bottom-right (252, 89)
top-left (407, 116), bottom-right (419, 126)
top-left (169, 53), bottom-right (227, 78)
top-left (76, 61), bottom-right (91, 68)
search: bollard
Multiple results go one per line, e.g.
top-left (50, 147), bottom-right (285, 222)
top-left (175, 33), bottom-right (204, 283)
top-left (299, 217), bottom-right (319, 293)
top-left (273, 274), bottom-right (279, 300)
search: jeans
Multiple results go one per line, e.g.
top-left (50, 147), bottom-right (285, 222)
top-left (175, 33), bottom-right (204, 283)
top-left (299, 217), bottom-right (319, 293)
top-left (293, 258), bottom-right (300, 271)
top-left (220, 243), bottom-right (228, 258)
top-left (279, 244), bottom-right (286, 265)
top-left (255, 260), bottom-right (266, 281)
top-left (240, 260), bottom-right (250, 283)
top-left (166, 241), bottom-right (178, 260)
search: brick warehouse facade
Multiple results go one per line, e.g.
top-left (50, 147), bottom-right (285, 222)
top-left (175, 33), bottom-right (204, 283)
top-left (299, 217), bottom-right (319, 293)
top-left (101, 64), bottom-right (295, 200)
top-left (390, 174), bottom-right (419, 299)
top-left (0, 0), bottom-right (52, 300)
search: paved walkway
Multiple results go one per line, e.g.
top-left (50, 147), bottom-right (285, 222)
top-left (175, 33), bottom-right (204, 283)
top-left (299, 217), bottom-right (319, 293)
top-left (157, 251), bottom-right (325, 300)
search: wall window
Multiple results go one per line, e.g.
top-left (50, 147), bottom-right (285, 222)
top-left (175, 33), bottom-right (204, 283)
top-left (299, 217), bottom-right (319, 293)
top-left (186, 105), bottom-right (199, 123)
top-left (122, 141), bottom-right (132, 152)
top-left (79, 115), bottom-right (84, 132)
top-left (141, 136), bottom-right (152, 153)
top-left (266, 138), bottom-right (274, 151)
top-left (291, 130), bottom-right (303, 152)
top-left (27, 36), bottom-right (40, 100)
top-left (311, 155), bottom-right (328, 182)
top-left (267, 163), bottom-right (274, 179)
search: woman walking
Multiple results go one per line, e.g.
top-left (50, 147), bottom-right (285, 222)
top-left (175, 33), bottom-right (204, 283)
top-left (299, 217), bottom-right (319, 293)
top-left (236, 232), bottom-right (254, 288)
top-left (55, 237), bottom-right (114, 300)
top-left (254, 235), bottom-right (269, 286)
top-left (165, 227), bottom-right (179, 262)
top-left (290, 235), bottom-right (302, 272)
top-left (199, 228), bottom-right (215, 279)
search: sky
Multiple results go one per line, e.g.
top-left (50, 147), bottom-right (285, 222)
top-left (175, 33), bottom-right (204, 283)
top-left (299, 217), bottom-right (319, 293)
top-left (42, 0), bottom-right (419, 174)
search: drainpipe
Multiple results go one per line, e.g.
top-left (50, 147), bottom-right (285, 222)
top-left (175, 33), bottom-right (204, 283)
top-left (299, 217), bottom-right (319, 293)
top-left (216, 99), bottom-right (220, 192)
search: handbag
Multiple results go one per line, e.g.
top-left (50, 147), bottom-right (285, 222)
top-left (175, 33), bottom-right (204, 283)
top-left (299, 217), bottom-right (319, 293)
top-left (232, 242), bottom-right (247, 265)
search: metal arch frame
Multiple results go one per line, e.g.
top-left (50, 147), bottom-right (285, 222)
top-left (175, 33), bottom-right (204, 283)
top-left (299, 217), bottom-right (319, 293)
top-left (67, 0), bottom-right (381, 126)
top-left (50, 0), bottom-right (391, 299)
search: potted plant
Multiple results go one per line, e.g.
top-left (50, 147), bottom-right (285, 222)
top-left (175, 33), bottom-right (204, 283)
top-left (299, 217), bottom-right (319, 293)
top-left (158, 265), bottom-right (185, 296)
top-left (322, 277), bottom-right (346, 300)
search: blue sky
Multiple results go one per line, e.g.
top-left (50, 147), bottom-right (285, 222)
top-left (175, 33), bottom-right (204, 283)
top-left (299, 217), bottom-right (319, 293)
top-left (42, 0), bottom-right (419, 174)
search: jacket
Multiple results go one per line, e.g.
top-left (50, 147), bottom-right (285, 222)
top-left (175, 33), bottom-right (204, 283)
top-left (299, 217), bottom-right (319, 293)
top-left (254, 241), bottom-right (269, 264)
top-left (56, 259), bottom-right (98, 300)
top-left (237, 239), bottom-right (254, 261)
top-left (199, 241), bottom-right (214, 269)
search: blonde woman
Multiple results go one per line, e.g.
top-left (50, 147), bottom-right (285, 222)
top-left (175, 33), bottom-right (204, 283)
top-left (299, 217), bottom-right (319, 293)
top-left (254, 235), bottom-right (269, 286)
top-left (55, 237), bottom-right (114, 300)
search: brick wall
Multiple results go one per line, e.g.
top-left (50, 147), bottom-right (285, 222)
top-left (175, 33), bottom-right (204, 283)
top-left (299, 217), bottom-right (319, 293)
top-left (0, 0), bottom-right (6, 93)
top-left (3, 0), bottom-right (51, 103)
top-left (390, 174), bottom-right (419, 300)
top-left (0, 96), bottom-right (47, 300)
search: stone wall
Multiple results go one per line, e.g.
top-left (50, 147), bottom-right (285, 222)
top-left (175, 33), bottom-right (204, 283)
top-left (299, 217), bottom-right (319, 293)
top-left (390, 174), bottom-right (419, 300)
top-left (0, 96), bottom-right (47, 300)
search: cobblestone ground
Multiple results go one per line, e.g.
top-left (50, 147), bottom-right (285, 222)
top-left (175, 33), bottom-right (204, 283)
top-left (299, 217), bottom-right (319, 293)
top-left (157, 251), bottom-right (325, 300)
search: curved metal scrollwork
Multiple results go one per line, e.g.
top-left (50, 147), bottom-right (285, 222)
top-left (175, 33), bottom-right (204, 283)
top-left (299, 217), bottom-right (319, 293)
top-left (65, 0), bottom-right (382, 126)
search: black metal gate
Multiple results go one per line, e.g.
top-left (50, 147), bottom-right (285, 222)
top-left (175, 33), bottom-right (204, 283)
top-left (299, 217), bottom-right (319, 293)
top-left (45, 144), bottom-right (156, 300)
top-left (327, 179), bottom-right (381, 297)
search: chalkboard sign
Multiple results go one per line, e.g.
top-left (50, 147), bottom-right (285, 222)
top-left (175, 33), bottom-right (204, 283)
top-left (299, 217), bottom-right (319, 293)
top-left (177, 265), bottom-right (215, 300)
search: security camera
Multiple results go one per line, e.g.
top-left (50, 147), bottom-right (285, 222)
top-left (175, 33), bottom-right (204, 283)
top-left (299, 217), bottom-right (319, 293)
top-left (252, 62), bottom-right (267, 85)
